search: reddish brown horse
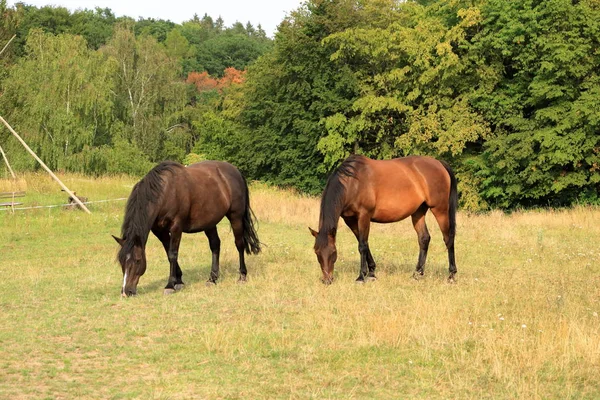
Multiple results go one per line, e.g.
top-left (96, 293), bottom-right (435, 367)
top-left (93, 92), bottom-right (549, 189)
top-left (113, 161), bottom-right (261, 296)
top-left (309, 155), bottom-right (457, 284)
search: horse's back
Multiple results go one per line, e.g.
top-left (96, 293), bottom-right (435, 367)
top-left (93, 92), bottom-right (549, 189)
top-left (184, 161), bottom-right (247, 223)
top-left (353, 156), bottom-right (451, 222)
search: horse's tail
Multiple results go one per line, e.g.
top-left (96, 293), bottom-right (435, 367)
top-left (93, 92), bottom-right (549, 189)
top-left (439, 160), bottom-right (457, 238)
top-left (241, 174), bottom-right (261, 255)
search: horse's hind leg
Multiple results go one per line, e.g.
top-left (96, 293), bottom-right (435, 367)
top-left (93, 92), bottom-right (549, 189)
top-left (343, 216), bottom-right (377, 281)
top-left (230, 216), bottom-right (248, 283)
top-left (153, 229), bottom-right (185, 292)
top-left (431, 206), bottom-right (457, 282)
top-left (411, 204), bottom-right (430, 279)
top-left (205, 227), bottom-right (221, 285)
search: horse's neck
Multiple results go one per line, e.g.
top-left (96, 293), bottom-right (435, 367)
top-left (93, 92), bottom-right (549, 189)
top-left (124, 206), bottom-right (158, 246)
top-left (320, 212), bottom-right (340, 232)
top-left (319, 189), bottom-right (344, 235)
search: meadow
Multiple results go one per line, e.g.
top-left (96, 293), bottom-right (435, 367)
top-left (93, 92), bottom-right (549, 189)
top-left (0, 173), bottom-right (599, 399)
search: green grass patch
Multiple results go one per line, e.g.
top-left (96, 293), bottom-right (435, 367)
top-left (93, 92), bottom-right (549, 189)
top-left (1, 174), bottom-right (599, 398)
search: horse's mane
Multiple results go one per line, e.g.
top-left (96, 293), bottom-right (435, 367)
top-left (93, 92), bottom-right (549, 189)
top-left (316, 155), bottom-right (364, 249)
top-left (118, 161), bottom-right (182, 263)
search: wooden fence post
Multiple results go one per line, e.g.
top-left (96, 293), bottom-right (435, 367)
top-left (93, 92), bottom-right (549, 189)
top-left (0, 143), bottom-right (16, 179)
top-left (0, 116), bottom-right (92, 214)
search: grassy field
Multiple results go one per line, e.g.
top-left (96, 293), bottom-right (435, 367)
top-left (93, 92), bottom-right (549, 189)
top-left (1, 173), bottom-right (599, 399)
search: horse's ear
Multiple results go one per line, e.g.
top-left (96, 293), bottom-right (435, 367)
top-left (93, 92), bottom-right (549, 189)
top-left (112, 235), bottom-right (125, 246)
top-left (309, 227), bottom-right (318, 238)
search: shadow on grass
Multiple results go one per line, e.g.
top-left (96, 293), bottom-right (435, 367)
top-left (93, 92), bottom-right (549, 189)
top-left (335, 257), bottom-right (415, 275)
top-left (134, 258), bottom-right (253, 296)
top-left (333, 257), bottom-right (454, 282)
top-left (91, 264), bottom-right (211, 298)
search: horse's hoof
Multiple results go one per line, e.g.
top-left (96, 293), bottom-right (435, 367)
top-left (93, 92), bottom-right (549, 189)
top-left (355, 279), bottom-right (365, 284)
top-left (412, 272), bottom-right (424, 280)
top-left (366, 276), bottom-right (377, 282)
top-left (174, 283), bottom-right (185, 291)
top-left (447, 275), bottom-right (457, 284)
top-left (163, 288), bottom-right (176, 295)
top-left (238, 275), bottom-right (247, 284)
top-left (205, 281), bottom-right (216, 287)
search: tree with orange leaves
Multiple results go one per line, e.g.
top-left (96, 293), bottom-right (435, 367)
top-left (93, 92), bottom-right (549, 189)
top-left (187, 68), bottom-right (245, 93)
top-left (186, 71), bottom-right (219, 92)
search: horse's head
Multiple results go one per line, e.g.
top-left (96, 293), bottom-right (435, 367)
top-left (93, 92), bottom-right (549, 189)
top-left (309, 227), bottom-right (337, 284)
top-left (112, 235), bottom-right (147, 297)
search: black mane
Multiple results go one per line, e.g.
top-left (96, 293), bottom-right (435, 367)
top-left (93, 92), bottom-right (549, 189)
top-left (316, 155), bottom-right (364, 249)
top-left (118, 161), bottom-right (182, 263)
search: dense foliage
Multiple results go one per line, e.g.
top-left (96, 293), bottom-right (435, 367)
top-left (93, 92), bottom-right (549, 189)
top-left (0, 1), bottom-right (270, 176)
top-left (1, 0), bottom-right (599, 209)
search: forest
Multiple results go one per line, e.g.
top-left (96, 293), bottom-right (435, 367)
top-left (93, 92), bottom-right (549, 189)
top-left (1, 0), bottom-right (599, 210)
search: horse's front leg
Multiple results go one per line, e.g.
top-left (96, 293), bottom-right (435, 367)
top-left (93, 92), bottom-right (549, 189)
top-left (344, 215), bottom-right (377, 283)
top-left (356, 214), bottom-right (373, 283)
top-left (164, 227), bottom-right (183, 294)
top-left (153, 228), bottom-right (185, 292)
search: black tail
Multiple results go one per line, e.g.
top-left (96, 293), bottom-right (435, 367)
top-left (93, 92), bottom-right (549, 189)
top-left (241, 175), bottom-right (261, 255)
top-left (439, 160), bottom-right (457, 238)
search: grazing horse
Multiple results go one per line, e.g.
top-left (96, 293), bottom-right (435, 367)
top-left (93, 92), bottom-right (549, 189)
top-left (113, 161), bottom-right (261, 296)
top-left (309, 155), bottom-right (457, 284)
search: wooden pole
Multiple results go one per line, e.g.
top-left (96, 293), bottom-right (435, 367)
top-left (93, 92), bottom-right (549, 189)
top-left (0, 142), bottom-right (16, 179)
top-left (0, 116), bottom-right (91, 214)
top-left (0, 34), bottom-right (16, 58)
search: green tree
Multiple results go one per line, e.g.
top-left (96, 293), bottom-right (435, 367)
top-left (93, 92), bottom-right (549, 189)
top-left (321, 1), bottom-right (489, 163)
top-left (0, 0), bottom-right (22, 83)
top-left (220, 0), bottom-right (362, 192)
top-left (11, 4), bottom-right (117, 54)
top-left (70, 7), bottom-right (116, 49)
top-left (0, 30), bottom-right (116, 170)
top-left (134, 17), bottom-right (175, 42)
top-left (102, 24), bottom-right (190, 162)
top-left (470, 0), bottom-right (600, 207)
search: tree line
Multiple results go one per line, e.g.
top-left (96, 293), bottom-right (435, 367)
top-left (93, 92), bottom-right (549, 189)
top-left (1, 0), bottom-right (599, 210)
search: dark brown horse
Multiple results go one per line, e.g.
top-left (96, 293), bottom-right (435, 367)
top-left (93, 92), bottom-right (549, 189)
top-left (309, 155), bottom-right (457, 284)
top-left (113, 161), bottom-right (261, 296)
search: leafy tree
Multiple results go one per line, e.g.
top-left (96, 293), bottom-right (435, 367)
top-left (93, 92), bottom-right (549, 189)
top-left (0, 0), bottom-right (22, 82)
top-left (0, 3), bottom-right (271, 176)
top-left (70, 7), bottom-right (116, 49)
top-left (102, 24), bottom-right (190, 162)
top-left (10, 4), bottom-right (117, 53)
top-left (134, 17), bottom-right (175, 42)
top-left (470, 0), bottom-right (600, 207)
top-left (0, 30), bottom-right (116, 170)
top-left (195, 27), bottom-right (272, 76)
top-left (2, 0), bottom-right (598, 209)
top-left (179, 16), bottom-right (216, 46)
top-left (217, 0), bottom-right (362, 192)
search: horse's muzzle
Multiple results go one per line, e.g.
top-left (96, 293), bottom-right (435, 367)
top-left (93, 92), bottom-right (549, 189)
top-left (121, 288), bottom-right (137, 297)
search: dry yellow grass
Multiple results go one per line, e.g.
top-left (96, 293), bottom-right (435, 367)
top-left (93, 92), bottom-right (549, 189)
top-left (0, 176), bottom-right (27, 193)
top-left (0, 174), bottom-right (599, 399)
